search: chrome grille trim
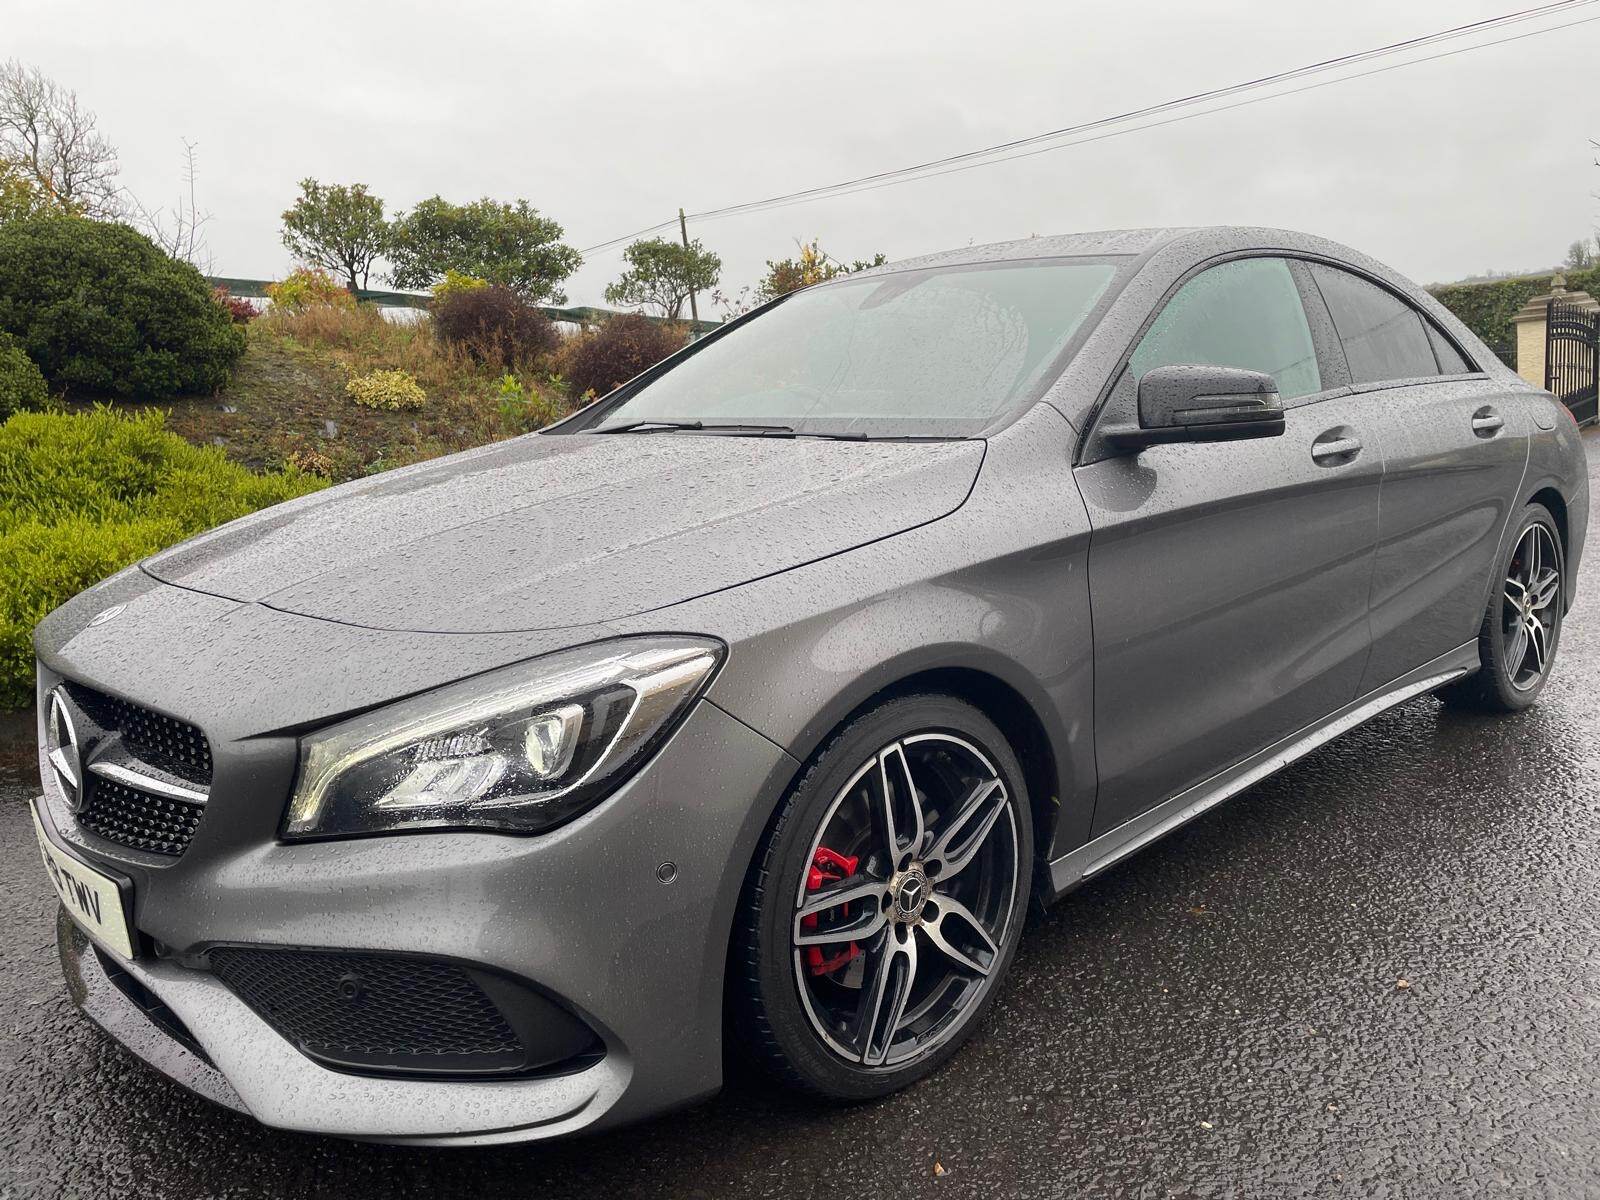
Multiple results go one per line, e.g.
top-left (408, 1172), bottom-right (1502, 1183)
top-left (87, 759), bottom-right (209, 805)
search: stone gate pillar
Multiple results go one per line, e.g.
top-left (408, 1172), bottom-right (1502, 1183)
top-left (1512, 273), bottom-right (1600, 386)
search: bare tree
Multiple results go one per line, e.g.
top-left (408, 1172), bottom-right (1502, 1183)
top-left (0, 60), bottom-right (120, 217)
top-left (131, 138), bottom-right (213, 271)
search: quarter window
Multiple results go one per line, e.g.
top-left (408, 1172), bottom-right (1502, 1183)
top-left (1308, 263), bottom-right (1439, 384)
top-left (1426, 322), bottom-right (1473, 374)
top-left (1131, 258), bottom-right (1322, 400)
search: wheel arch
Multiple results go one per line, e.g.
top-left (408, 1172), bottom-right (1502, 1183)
top-left (754, 651), bottom-right (1073, 882)
top-left (860, 666), bottom-right (1061, 872)
top-left (1529, 485), bottom-right (1569, 559)
top-left (1527, 484), bottom-right (1573, 612)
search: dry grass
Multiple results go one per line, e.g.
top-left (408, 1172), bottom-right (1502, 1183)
top-left (257, 303), bottom-right (495, 398)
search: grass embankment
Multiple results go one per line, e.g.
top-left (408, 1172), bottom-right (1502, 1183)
top-left (121, 305), bottom-right (575, 484)
top-left (3, 304), bottom-right (582, 708)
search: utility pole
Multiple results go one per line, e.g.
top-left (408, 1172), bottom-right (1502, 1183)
top-left (678, 207), bottom-right (700, 325)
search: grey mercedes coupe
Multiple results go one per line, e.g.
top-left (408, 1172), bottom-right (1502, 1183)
top-left (31, 227), bottom-right (1588, 1144)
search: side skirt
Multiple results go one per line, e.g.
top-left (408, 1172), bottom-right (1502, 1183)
top-left (1045, 641), bottom-right (1479, 900)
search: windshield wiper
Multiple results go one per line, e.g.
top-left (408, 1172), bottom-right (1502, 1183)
top-left (594, 420), bottom-right (797, 436)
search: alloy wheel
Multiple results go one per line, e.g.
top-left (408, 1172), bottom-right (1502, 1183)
top-left (791, 733), bottom-right (1019, 1069)
top-left (1502, 523), bottom-right (1561, 691)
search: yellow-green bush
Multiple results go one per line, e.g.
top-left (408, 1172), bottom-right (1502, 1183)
top-left (0, 406), bottom-right (326, 708)
top-left (346, 368), bottom-right (426, 410)
top-left (266, 267), bottom-right (356, 313)
top-left (430, 269), bottom-right (489, 306)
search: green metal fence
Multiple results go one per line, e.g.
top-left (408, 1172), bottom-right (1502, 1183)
top-left (208, 277), bottom-right (720, 334)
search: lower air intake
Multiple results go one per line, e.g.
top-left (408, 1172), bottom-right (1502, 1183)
top-left (207, 947), bottom-right (599, 1078)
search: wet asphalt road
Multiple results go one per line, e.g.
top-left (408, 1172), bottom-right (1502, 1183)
top-left (3, 438), bottom-right (1599, 1199)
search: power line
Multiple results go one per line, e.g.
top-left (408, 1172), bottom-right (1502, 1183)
top-left (698, 9), bottom-right (1600, 225)
top-left (686, 0), bottom-right (1595, 224)
top-left (578, 0), bottom-right (1598, 256)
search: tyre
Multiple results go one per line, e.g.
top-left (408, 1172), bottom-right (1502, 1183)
top-left (1440, 503), bottom-right (1565, 713)
top-left (730, 693), bottom-right (1033, 1100)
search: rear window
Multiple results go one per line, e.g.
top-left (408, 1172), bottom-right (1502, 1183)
top-left (1308, 264), bottom-right (1439, 384)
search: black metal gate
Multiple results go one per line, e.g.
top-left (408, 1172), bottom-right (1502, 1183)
top-left (1545, 299), bottom-right (1599, 426)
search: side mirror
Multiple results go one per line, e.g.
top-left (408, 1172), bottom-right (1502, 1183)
top-left (1106, 364), bottom-right (1286, 451)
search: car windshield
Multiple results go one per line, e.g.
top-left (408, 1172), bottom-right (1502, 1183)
top-left (587, 259), bottom-right (1121, 438)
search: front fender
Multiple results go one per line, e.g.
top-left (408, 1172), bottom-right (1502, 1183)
top-left (609, 402), bottom-right (1098, 861)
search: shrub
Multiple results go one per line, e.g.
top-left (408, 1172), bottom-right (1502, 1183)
top-left (0, 215), bottom-right (247, 400)
top-left (758, 240), bottom-right (888, 301)
top-left (493, 372), bottom-right (564, 434)
top-left (558, 313), bottom-right (688, 399)
top-left (213, 286), bottom-right (257, 325)
top-left (430, 269), bottom-right (488, 306)
top-left (0, 331), bottom-right (47, 416)
top-left (284, 447), bottom-right (336, 476)
top-left (346, 367), bottom-right (426, 410)
top-left (265, 267), bottom-right (356, 313)
top-left (0, 406), bottom-right (324, 708)
top-left (432, 284), bottom-right (559, 367)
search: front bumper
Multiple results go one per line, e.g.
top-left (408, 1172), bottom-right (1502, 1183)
top-left (48, 699), bottom-right (795, 1146)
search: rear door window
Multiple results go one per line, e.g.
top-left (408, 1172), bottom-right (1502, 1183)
top-left (1308, 264), bottom-right (1440, 384)
top-left (1131, 257), bottom-right (1322, 399)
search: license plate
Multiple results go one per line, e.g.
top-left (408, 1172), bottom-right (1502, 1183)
top-left (32, 804), bottom-right (135, 959)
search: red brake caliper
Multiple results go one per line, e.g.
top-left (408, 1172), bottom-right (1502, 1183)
top-left (803, 847), bottom-right (862, 977)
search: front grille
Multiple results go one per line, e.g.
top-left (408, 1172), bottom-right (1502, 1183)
top-left (54, 681), bottom-right (212, 857)
top-left (209, 948), bottom-right (525, 1073)
top-left (78, 776), bottom-right (206, 856)
top-left (65, 683), bottom-right (212, 785)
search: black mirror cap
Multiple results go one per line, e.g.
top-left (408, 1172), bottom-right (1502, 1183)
top-left (1107, 364), bottom-right (1286, 450)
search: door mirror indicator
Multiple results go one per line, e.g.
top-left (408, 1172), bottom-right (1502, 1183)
top-left (1106, 364), bottom-right (1286, 451)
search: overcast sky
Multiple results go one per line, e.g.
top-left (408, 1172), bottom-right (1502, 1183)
top-left (7, 0), bottom-right (1597, 308)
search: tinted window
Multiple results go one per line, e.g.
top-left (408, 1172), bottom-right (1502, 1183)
top-left (1131, 258), bottom-right (1321, 399)
top-left (591, 260), bottom-right (1119, 438)
top-left (1427, 322), bottom-right (1472, 374)
top-left (1309, 264), bottom-right (1438, 384)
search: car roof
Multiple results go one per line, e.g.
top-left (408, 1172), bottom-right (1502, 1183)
top-left (854, 226), bottom-right (1380, 275)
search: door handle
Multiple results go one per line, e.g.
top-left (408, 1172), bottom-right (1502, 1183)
top-left (1471, 407), bottom-right (1504, 437)
top-left (1311, 434), bottom-right (1363, 464)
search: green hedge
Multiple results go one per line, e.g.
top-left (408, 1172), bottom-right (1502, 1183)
top-left (0, 216), bottom-right (247, 400)
top-left (0, 406), bottom-right (326, 708)
top-left (1429, 267), bottom-right (1600, 369)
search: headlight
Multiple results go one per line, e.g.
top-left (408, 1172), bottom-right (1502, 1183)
top-left (284, 636), bottom-right (723, 839)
